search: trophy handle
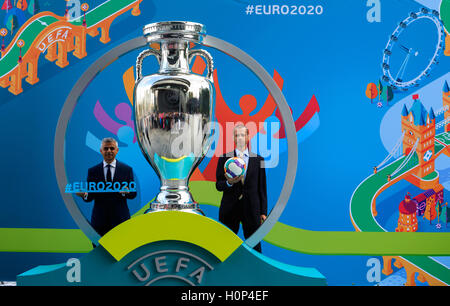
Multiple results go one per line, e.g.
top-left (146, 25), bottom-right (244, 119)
top-left (135, 48), bottom-right (161, 81)
top-left (189, 49), bottom-right (214, 80)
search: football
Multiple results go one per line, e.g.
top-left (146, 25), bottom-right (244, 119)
top-left (224, 157), bottom-right (246, 179)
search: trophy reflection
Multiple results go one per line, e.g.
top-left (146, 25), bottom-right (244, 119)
top-left (133, 21), bottom-right (214, 214)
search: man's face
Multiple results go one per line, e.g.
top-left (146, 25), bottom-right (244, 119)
top-left (234, 127), bottom-right (248, 149)
top-left (100, 141), bottom-right (118, 163)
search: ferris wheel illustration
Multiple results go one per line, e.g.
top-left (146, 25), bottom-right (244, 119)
top-left (381, 8), bottom-right (445, 91)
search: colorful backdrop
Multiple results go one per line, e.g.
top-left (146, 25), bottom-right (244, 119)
top-left (0, 0), bottom-right (449, 286)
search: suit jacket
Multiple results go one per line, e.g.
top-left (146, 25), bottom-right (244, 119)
top-left (83, 160), bottom-right (137, 235)
top-left (216, 151), bottom-right (267, 219)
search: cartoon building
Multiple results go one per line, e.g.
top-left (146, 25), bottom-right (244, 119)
top-left (443, 80), bottom-right (450, 132)
top-left (433, 184), bottom-right (444, 204)
top-left (412, 184), bottom-right (443, 217)
top-left (414, 193), bottom-right (427, 217)
top-left (423, 189), bottom-right (437, 221)
top-left (396, 193), bottom-right (418, 232)
top-left (16, 0), bottom-right (27, 11)
top-left (1, 0), bottom-right (12, 10)
top-left (401, 94), bottom-right (436, 178)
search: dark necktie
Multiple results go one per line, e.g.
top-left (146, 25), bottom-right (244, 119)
top-left (106, 164), bottom-right (112, 182)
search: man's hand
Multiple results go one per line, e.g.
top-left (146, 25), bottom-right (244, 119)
top-left (226, 175), bottom-right (242, 185)
top-left (260, 214), bottom-right (267, 224)
top-left (76, 192), bottom-right (87, 198)
top-left (119, 186), bottom-right (130, 195)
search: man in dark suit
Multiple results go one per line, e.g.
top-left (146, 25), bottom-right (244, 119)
top-left (76, 137), bottom-right (137, 238)
top-left (216, 124), bottom-right (267, 252)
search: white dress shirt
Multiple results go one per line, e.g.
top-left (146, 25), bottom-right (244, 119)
top-left (235, 148), bottom-right (249, 181)
top-left (103, 159), bottom-right (117, 181)
top-left (83, 159), bottom-right (122, 200)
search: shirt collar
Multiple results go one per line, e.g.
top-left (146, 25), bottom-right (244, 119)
top-left (103, 159), bottom-right (117, 168)
top-left (235, 148), bottom-right (249, 157)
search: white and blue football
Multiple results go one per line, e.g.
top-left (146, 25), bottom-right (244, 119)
top-left (224, 157), bottom-right (246, 179)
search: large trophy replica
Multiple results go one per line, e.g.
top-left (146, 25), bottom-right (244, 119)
top-left (133, 21), bottom-right (214, 214)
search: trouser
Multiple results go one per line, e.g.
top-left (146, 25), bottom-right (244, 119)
top-left (219, 198), bottom-right (262, 253)
top-left (91, 214), bottom-right (130, 247)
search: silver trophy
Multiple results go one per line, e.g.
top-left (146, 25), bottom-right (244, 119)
top-left (133, 21), bottom-right (214, 214)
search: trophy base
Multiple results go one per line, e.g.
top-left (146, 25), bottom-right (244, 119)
top-left (144, 203), bottom-right (205, 216)
top-left (143, 186), bottom-right (205, 215)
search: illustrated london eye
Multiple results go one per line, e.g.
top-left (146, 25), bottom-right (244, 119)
top-left (381, 8), bottom-right (445, 91)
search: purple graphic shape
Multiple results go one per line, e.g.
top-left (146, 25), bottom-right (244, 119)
top-left (94, 100), bottom-right (122, 135)
top-left (115, 102), bottom-right (136, 142)
top-left (93, 101), bottom-right (136, 143)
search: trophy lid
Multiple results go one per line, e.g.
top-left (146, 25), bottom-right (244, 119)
top-left (143, 21), bottom-right (206, 44)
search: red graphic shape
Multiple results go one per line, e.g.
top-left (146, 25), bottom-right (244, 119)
top-left (274, 94), bottom-right (320, 139)
top-left (200, 68), bottom-right (283, 181)
top-left (189, 55), bottom-right (291, 181)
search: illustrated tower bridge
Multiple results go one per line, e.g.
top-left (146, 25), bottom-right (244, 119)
top-left (350, 83), bottom-right (450, 286)
top-left (0, 0), bottom-right (142, 95)
top-left (372, 84), bottom-right (450, 216)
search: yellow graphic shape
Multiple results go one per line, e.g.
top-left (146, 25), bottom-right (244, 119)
top-left (99, 211), bottom-right (243, 262)
top-left (161, 155), bottom-right (187, 163)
